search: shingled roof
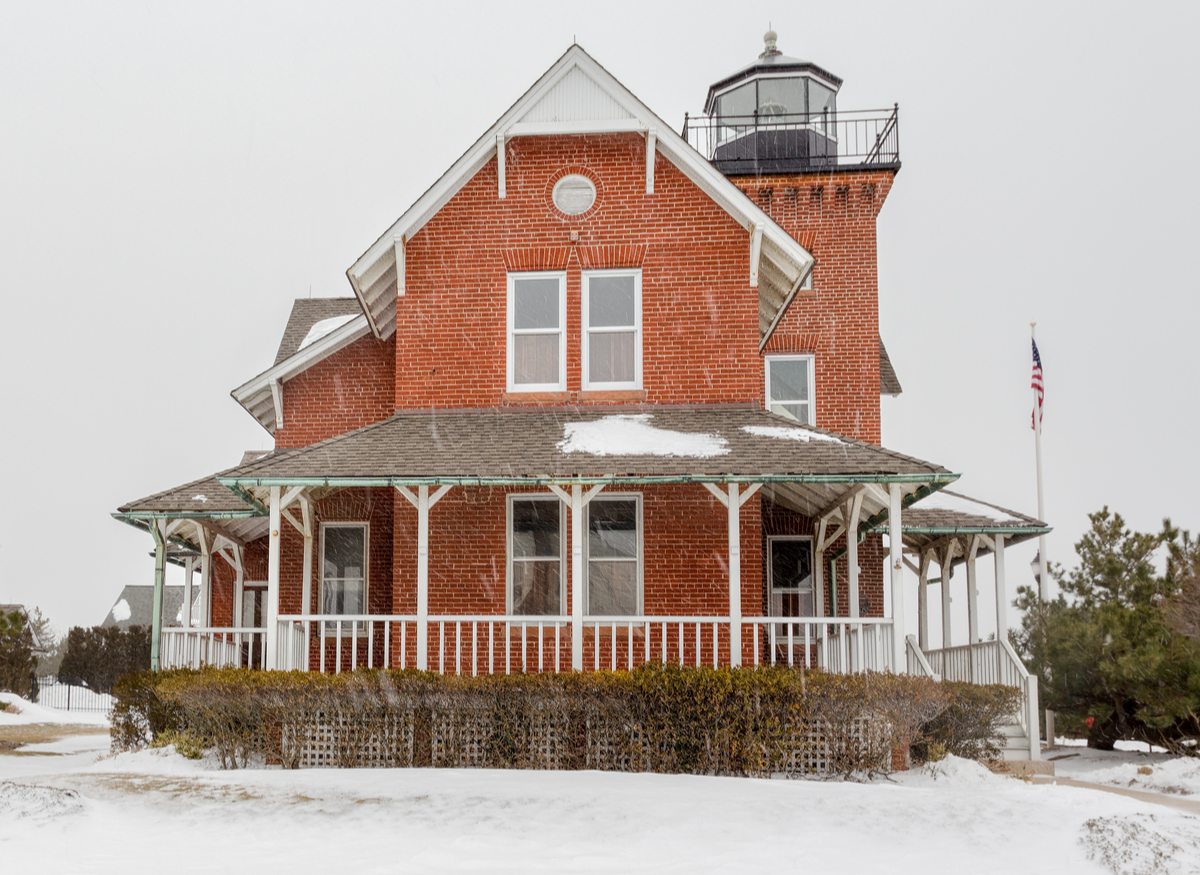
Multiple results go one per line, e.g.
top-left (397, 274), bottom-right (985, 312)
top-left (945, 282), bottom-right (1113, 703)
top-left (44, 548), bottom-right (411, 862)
top-left (219, 406), bottom-right (950, 484)
top-left (116, 471), bottom-right (254, 516)
top-left (867, 488), bottom-right (1050, 561)
top-left (273, 298), bottom-right (364, 366)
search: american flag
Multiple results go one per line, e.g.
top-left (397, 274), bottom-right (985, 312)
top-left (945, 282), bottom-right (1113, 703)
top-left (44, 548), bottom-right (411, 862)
top-left (1031, 338), bottom-right (1044, 429)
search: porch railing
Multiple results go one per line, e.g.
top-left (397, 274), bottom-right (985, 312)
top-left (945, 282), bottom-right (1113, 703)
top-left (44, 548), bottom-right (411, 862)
top-left (271, 615), bottom-right (895, 676)
top-left (160, 627), bottom-right (267, 670)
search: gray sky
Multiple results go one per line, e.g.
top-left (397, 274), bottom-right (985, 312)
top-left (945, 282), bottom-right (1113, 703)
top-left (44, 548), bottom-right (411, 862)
top-left (1, 1), bottom-right (1196, 636)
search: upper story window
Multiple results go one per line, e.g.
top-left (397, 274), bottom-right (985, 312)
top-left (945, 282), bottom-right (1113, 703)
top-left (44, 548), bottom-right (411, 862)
top-left (321, 523), bottom-right (368, 621)
top-left (765, 355), bottom-right (814, 424)
top-left (582, 270), bottom-right (641, 391)
top-left (509, 496), bottom-right (564, 615)
top-left (507, 272), bottom-right (566, 392)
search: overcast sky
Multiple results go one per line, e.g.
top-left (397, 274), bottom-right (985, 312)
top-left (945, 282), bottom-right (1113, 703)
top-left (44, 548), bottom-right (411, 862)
top-left (1, 1), bottom-right (1196, 637)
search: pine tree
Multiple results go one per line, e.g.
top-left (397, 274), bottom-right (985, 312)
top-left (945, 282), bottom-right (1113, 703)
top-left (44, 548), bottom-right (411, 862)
top-left (1013, 508), bottom-right (1200, 753)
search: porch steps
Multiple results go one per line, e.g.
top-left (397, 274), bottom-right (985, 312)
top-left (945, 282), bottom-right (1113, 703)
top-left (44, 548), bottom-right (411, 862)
top-left (997, 717), bottom-right (1034, 761)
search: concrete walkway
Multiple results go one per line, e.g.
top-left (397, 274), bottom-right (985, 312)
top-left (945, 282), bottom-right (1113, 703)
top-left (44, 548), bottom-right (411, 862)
top-left (1030, 775), bottom-right (1200, 814)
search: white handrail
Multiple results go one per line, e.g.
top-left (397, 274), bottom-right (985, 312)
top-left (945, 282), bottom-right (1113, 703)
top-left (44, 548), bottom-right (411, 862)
top-left (905, 635), bottom-right (941, 681)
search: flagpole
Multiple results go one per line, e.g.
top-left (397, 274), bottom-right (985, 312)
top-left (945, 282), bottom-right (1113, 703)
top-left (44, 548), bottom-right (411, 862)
top-left (1032, 322), bottom-right (1049, 601)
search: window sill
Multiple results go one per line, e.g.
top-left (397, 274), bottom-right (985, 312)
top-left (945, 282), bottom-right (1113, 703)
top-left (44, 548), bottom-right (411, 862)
top-left (501, 391), bottom-right (571, 404)
top-left (578, 389), bottom-right (646, 403)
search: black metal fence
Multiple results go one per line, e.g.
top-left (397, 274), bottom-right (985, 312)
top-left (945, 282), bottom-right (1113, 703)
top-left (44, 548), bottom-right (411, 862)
top-left (34, 676), bottom-right (114, 713)
top-left (682, 106), bottom-right (899, 174)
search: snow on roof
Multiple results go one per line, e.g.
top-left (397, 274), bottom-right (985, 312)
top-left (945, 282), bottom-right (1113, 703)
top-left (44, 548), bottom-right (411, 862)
top-left (912, 490), bottom-right (1024, 525)
top-left (557, 414), bottom-right (730, 458)
top-left (740, 425), bottom-right (843, 445)
top-left (298, 314), bottom-right (357, 351)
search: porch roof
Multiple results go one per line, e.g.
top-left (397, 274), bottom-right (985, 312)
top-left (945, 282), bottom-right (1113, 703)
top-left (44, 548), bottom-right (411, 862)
top-left (113, 471), bottom-right (269, 550)
top-left (216, 405), bottom-right (958, 528)
top-left (867, 488), bottom-right (1050, 564)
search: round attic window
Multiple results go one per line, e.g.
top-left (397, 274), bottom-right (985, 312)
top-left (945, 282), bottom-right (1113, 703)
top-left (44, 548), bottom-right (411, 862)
top-left (552, 174), bottom-right (596, 215)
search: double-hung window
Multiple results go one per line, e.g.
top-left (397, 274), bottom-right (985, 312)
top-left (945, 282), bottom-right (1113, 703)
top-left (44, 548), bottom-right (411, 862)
top-left (321, 523), bottom-right (368, 629)
top-left (586, 495), bottom-right (641, 616)
top-left (509, 497), bottom-right (564, 615)
top-left (582, 270), bottom-right (641, 390)
top-left (765, 355), bottom-right (815, 424)
top-left (507, 272), bottom-right (566, 392)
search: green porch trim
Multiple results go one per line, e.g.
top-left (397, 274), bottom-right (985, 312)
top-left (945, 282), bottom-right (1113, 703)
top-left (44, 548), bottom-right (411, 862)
top-left (218, 472), bottom-right (962, 489)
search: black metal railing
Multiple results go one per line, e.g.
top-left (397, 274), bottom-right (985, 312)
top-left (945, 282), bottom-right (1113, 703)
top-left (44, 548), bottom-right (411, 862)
top-left (682, 105), bottom-right (899, 174)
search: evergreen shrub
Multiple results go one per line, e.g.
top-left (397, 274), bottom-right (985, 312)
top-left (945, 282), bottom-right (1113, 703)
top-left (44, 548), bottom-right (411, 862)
top-left (111, 665), bottom-right (1021, 776)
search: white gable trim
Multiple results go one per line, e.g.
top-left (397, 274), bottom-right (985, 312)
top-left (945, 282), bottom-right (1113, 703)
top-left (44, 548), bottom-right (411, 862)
top-left (231, 314), bottom-right (372, 435)
top-left (346, 45), bottom-right (814, 340)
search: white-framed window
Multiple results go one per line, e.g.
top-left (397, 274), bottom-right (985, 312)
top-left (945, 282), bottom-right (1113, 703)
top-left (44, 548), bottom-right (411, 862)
top-left (507, 495), bottom-right (565, 616)
top-left (767, 536), bottom-right (814, 618)
top-left (582, 269), bottom-right (641, 391)
top-left (765, 354), bottom-right (815, 424)
top-left (321, 523), bottom-right (368, 623)
top-left (507, 272), bottom-right (567, 392)
top-left (585, 494), bottom-right (642, 616)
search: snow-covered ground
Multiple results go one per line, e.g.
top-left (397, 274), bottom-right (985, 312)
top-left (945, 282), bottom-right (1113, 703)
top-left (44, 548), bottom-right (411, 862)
top-left (1050, 737), bottom-right (1200, 798)
top-left (2, 696), bottom-right (1199, 874)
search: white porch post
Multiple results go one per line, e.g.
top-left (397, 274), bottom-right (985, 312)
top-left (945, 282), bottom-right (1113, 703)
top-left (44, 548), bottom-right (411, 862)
top-left (994, 533), bottom-right (1008, 674)
top-left (397, 485), bottom-right (452, 672)
top-left (966, 536), bottom-right (981, 645)
top-left (703, 482), bottom-right (761, 668)
top-left (265, 486), bottom-right (282, 669)
top-left (814, 519), bottom-right (826, 651)
top-left (300, 496), bottom-right (314, 616)
top-left (232, 545), bottom-right (245, 629)
top-left (571, 485), bottom-right (585, 671)
top-left (197, 528), bottom-right (212, 627)
top-left (149, 520), bottom-right (167, 671)
top-left (181, 555), bottom-right (194, 629)
top-left (939, 543), bottom-right (954, 650)
top-left (888, 484), bottom-right (905, 672)
top-left (728, 483), bottom-right (742, 667)
top-left (415, 486), bottom-right (431, 671)
top-left (917, 551), bottom-right (930, 652)
top-left (845, 493), bottom-right (863, 671)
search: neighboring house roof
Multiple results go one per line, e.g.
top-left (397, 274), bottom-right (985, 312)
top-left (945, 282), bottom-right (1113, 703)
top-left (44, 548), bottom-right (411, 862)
top-left (218, 405), bottom-right (956, 533)
top-left (345, 44), bottom-right (815, 344)
top-left (880, 339), bottom-right (903, 397)
top-left (0, 604), bottom-right (44, 651)
top-left (101, 585), bottom-right (195, 630)
top-left (273, 298), bottom-right (365, 366)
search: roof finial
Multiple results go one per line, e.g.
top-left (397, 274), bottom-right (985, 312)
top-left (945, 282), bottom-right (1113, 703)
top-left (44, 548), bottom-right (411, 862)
top-left (761, 24), bottom-right (780, 58)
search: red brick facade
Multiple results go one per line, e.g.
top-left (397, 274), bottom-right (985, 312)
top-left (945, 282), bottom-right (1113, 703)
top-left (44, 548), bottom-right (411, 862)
top-left (398, 134), bottom-right (761, 409)
top-left (275, 335), bottom-right (396, 449)
top-left (745, 170), bottom-right (895, 445)
top-left (237, 130), bottom-right (898, 668)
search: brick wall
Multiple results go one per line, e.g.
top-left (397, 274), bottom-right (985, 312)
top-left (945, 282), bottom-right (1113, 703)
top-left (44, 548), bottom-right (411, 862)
top-left (738, 169), bottom-right (896, 444)
top-left (275, 335), bottom-right (396, 448)
top-left (397, 134), bottom-right (761, 408)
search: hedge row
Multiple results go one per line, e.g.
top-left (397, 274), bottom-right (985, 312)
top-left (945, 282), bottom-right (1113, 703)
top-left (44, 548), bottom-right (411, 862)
top-left (112, 665), bottom-right (1021, 777)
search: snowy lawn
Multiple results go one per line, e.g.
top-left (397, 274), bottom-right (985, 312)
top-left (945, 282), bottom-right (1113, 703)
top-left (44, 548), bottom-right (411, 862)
top-left (2, 698), bottom-right (1199, 874)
